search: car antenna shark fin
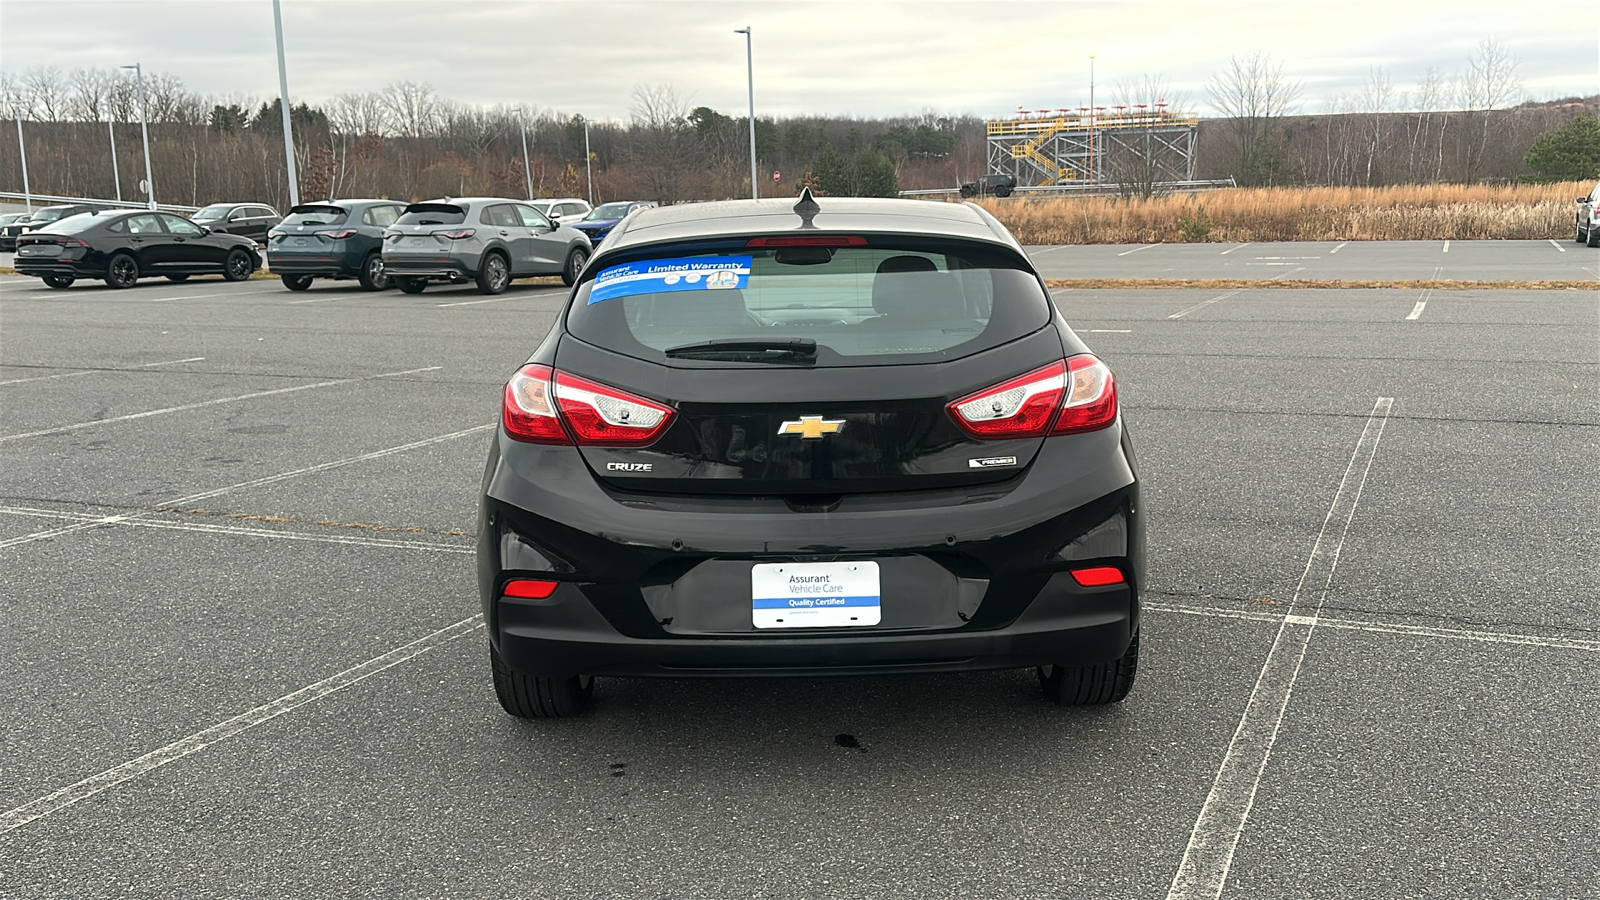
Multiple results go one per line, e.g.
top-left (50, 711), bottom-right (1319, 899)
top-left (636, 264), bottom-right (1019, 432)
top-left (793, 187), bottom-right (820, 229)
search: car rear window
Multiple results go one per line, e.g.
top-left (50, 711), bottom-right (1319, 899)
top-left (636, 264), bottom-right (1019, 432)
top-left (282, 205), bottom-right (349, 226)
top-left (566, 241), bottom-right (1051, 367)
top-left (396, 203), bottom-right (466, 226)
top-left (45, 214), bottom-right (108, 234)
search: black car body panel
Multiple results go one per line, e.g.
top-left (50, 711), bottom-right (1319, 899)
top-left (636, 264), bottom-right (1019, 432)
top-left (14, 210), bottom-right (262, 283)
top-left (478, 195), bottom-right (1143, 700)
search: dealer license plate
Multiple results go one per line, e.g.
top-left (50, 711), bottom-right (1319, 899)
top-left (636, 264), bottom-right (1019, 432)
top-left (752, 561), bottom-right (880, 629)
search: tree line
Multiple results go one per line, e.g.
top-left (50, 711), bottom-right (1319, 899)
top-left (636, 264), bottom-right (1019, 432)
top-left (0, 41), bottom-right (1594, 215)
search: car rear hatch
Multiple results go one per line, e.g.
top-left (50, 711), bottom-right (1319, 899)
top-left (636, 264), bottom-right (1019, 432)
top-left (540, 236), bottom-right (1068, 496)
top-left (384, 202), bottom-right (474, 265)
top-left (268, 204), bottom-right (351, 257)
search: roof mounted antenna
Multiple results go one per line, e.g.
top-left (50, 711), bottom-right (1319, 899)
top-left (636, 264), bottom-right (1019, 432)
top-left (793, 187), bottom-right (820, 229)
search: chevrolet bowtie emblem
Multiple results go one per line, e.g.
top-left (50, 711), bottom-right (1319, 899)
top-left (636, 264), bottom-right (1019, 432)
top-left (777, 415), bottom-right (846, 439)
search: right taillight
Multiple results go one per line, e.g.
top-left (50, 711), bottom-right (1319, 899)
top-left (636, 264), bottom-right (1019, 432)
top-left (948, 353), bottom-right (1116, 440)
top-left (1051, 354), bottom-right (1117, 435)
top-left (502, 364), bottom-right (676, 447)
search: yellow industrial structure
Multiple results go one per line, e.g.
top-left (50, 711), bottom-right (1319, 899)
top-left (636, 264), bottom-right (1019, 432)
top-left (985, 104), bottom-right (1200, 189)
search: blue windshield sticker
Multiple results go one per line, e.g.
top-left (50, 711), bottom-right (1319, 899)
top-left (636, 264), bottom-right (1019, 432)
top-left (588, 256), bottom-right (752, 304)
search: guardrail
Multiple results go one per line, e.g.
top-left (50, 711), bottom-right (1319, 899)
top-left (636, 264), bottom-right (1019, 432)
top-left (0, 191), bottom-right (201, 214)
top-left (901, 178), bottom-right (1237, 199)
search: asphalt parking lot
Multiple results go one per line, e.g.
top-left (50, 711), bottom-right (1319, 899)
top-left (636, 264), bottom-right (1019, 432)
top-left (1, 245), bottom-right (1597, 899)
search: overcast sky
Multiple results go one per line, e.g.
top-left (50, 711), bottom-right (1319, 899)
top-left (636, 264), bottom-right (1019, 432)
top-left (1, 0), bottom-right (1594, 121)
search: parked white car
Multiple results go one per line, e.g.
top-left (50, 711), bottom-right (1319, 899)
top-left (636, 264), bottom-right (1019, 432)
top-left (530, 198), bottom-right (592, 227)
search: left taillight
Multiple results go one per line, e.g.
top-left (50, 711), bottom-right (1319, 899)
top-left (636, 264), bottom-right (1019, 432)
top-left (502, 364), bottom-right (675, 447)
top-left (314, 229), bottom-right (357, 240)
top-left (947, 353), bottom-right (1117, 440)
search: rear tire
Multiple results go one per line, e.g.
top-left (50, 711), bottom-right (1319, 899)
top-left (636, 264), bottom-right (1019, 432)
top-left (357, 253), bottom-right (388, 291)
top-left (490, 642), bottom-right (594, 718)
top-left (1578, 224), bottom-right (1587, 244)
top-left (280, 274), bottom-right (313, 292)
top-left (104, 253), bottom-right (139, 288)
top-left (43, 275), bottom-right (74, 289)
top-left (561, 246), bottom-right (589, 286)
top-left (166, 273), bottom-right (190, 283)
top-left (1589, 227), bottom-right (1599, 248)
top-left (476, 252), bottom-right (510, 294)
top-left (223, 249), bottom-right (253, 282)
top-left (395, 275), bottom-right (427, 294)
top-left (1039, 631), bottom-right (1139, 705)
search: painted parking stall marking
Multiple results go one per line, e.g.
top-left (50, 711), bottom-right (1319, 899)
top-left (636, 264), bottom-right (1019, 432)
top-left (1166, 396), bottom-right (1394, 900)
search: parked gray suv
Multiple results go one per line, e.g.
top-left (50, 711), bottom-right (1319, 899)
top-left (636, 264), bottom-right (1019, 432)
top-left (1576, 182), bottom-right (1600, 248)
top-left (383, 197), bottom-right (593, 295)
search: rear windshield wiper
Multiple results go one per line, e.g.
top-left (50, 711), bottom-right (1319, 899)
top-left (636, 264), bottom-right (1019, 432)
top-left (664, 338), bottom-right (818, 363)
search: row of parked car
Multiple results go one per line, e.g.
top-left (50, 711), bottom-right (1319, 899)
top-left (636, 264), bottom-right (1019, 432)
top-left (4, 197), bottom-right (658, 293)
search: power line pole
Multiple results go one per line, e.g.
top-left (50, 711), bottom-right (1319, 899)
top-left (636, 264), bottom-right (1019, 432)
top-left (15, 116), bottom-right (31, 212)
top-left (518, 107), bottom-right (533, 200)
top-left (108, 118), bottom-right (122, 202)
top-left (272, 0), bottom-right (300, 207)
top-left (584, 119), bottom-right (594, 206)
top-left (121, 63), bottom-right (155, 209)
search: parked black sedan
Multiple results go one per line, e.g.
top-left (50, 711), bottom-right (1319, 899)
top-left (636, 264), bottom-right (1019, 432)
top-left (13, 209), bottom-right (262, 288)
top-left (480, 190), bottom-right (1143, 717)
top-left (1, 204), bottom-right (98, 250)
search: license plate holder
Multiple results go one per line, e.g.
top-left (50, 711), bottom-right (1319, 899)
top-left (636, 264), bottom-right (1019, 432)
top-left (752, 561), bottom-right (880, 629)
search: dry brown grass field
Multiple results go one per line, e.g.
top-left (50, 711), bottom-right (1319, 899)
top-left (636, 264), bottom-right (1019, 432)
top-left (974, 182), bottom-right (1591, 244)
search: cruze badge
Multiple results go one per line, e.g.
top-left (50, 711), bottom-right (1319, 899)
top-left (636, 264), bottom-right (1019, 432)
top-left (606, 462), bottom-right (653, 472)
top-left (777, 416), bottom-right (846, 440)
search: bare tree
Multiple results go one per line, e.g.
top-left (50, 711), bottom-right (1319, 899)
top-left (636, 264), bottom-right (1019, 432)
top-left (1105, 74), bottom-right (1188, 198)
top-left (1408, 66), bottom-right (1447, 181)
top-left (1458, 36), bottom-right (1522, 180)
top-left (1360, 66), bottom-right (1394, 185)
top-left (627, 83), bottom-right (693, 202)
top-left (329, 91), bottom-right (389, 137)
top-left (23, 66), bottom-right (66, 122)
top-left (66, 68), bottom-right (114, 122)
top-left (1207, 51), bottom-right (1302, 185)
top-left (383, 81), bottom-right (440, 138)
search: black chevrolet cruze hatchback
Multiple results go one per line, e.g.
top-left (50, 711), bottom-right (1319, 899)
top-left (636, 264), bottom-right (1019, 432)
top-left (479, 191), bottom-right (1143, 717)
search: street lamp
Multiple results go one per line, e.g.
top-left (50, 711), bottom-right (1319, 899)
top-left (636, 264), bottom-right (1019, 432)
top-left (517, 107), bottom-right (533, 200)
top-left (108, 117), bottom-right (122, 202)
top-left (120, 63), bottom-right (156, 209)
top-left (734, 27), bottom-right (757, 200)
top-left (272, 0), bottom-right (300, 207)
top-left (14, 113), bottom-right (31, 212)
top-left (584, 117), bottom-right (594, 206)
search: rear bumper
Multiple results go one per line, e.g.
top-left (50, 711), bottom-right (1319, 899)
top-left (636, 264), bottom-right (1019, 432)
top-left (267, 254), bottom-right (362, 277)
top-left (479, 423), bottom-right (1144, 678)
top-left (384, 260), bottom-right (472, 279)
top-left (497, 575), bottom-right (1133, 677)
top-left (15, 260), bottom-right (97, 278)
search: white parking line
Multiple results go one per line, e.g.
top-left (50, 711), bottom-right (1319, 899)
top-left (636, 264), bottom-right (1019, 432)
top-left (1145, 602), bottom-right (1600, 654)
top-left (142, 289), bottom-right (283, 303)
top-left (1548, 239), bottom-right (1566, 253)
top-left (0, 506), bottom-right (472, 554)
top-left (1219, 243), bottom-right (1252, 255)
top-left (436, 295), bottom-right (519, 307)
top-left (1169, 289), bottom-right (1242, 319)
top-left (0, 615), bottom-right (485, 834)
top-left (1442, 240), bottom-right (1450, 253)
top-left (0, 356), bottom-right (205, 387)
top-left (1328, 242), bottom-right (1347, 255)
top-left (1166, 397), bottom-right (1393, 900)
top-left (0, 366), bottom-right (440, 444)
top-left (1406, 288), bottom-right (1432, 321)
top-left (0, 423), bottom-right (493, 550)
top-left (286, 295), bottom-right (342, 305)
top-left (1117, 244), bottom-right (1158, 256)
top-left (1086, 329), bottom-right (1133, 333)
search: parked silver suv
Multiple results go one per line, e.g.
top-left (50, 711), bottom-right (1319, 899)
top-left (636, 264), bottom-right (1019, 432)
top-left (383, 197), bottom-right (592, 294)
top-left (1576, 183), bottom-right (1600, 248)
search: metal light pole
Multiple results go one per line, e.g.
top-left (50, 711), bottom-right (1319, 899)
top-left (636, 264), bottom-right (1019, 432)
top-left (272, 0), bottom-right (300, 207)
top-left (734, 27), bottom-right (757, 200)
top-left (121, 63), bottom-right (156, 209)
top-left (584, 118), bottom-right (593, 206)
top-left (108, 118), bottom-right (122, 202)
top-left (15, 116), bottom-right (31, 212)
top-left (517, 107), bottom-right (533, 200)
